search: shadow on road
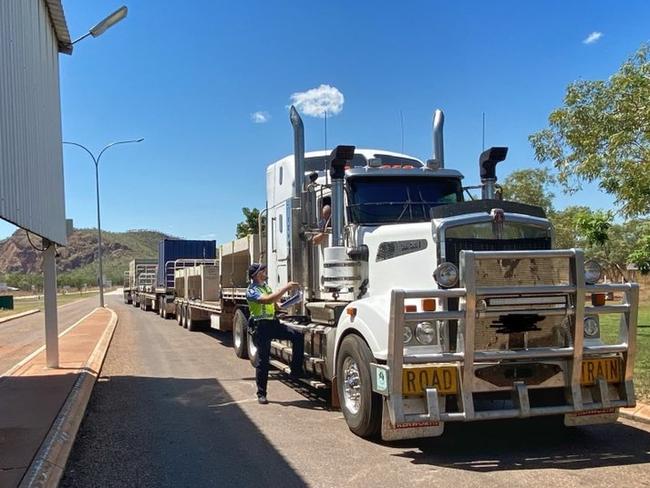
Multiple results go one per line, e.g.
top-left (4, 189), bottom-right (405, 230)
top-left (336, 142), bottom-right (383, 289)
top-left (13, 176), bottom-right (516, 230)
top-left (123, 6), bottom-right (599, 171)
top-left (61, 375), bottom-right (308, 488)
top-left (391, 416), bottom-right (650, 472)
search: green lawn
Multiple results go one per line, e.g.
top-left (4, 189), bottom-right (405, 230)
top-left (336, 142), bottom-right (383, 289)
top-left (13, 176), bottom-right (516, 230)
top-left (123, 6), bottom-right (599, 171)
top-left (0, 291), bottom-right (99, 319)
top-left (600, 302), bottom-right (650, 403)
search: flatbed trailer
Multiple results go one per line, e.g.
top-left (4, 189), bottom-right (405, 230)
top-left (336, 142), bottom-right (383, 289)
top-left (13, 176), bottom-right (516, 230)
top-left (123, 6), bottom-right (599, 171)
top-left (172, 236), bottom-right (259, 357)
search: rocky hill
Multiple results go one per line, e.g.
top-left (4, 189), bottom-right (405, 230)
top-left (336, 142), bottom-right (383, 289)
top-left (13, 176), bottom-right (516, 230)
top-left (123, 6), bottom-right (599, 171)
top-left (0, 228), bottom-right (170, 287)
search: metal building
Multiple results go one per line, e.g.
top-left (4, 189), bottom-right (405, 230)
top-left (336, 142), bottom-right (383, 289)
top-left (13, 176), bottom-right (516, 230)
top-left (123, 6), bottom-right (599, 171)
top-left (0, 0), bottom-right (72, 246)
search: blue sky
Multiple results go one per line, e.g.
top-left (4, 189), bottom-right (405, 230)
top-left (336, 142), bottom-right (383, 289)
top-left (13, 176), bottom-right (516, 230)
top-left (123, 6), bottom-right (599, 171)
top-left (2, 0), bottom-right (649, 242)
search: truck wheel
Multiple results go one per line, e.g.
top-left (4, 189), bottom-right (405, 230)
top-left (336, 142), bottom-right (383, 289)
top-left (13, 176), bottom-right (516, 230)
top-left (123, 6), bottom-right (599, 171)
top-left (182, 306), bottom-right (188, 329)
top-left (247, 330), bottom-right (258, 367)
top-left (176, 305), bottom-right (183, 326)
top-left (187, 308), bottom-right (197, 331)
top-left (161, 304), bottom-right (168, 320)
top-left (336, 334), bottom-right (382, 438)
top-left (233, 309), bottom-right (249, 359)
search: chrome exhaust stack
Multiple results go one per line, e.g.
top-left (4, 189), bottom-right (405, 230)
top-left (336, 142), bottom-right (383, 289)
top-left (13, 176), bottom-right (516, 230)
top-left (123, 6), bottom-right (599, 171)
top-left (427, 109), bottom-right (445, 169)
top-left (479, 146), bottom-right (508, 199)
top-left (289, 106), bottom-right (309, 310)
top-left (329, 145), bottom-right (354, 247)
top-left (290, 105), bottom-right (306, 203)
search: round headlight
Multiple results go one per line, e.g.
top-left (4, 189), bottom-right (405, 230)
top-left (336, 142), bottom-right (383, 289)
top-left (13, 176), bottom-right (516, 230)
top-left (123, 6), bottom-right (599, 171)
top-left (584, 260), bottom-right (602, 284)
top-left (416, 321), bottom-right (436, 344)
top-left (403, 326), bottom-right (413, 344)
top-left (433, 262), bottom-right (459, 287)
top-left (584, 317), bottom-right (600, 337)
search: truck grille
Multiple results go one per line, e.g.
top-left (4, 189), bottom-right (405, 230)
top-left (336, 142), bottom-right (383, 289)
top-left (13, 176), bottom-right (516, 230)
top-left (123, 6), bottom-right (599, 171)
top-left (445, 237), bottom-right (551, 268)
top-left (444, 238), bottom-right (573, 352)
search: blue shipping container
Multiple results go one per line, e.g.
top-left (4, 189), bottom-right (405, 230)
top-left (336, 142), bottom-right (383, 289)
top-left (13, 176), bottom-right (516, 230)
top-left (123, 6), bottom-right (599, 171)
top-left (157, 239), bottom-right (217, 289)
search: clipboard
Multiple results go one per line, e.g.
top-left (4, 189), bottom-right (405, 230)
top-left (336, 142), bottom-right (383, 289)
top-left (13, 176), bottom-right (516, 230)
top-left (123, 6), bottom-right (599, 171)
top-left (279, 290), bottom-right (303, 309)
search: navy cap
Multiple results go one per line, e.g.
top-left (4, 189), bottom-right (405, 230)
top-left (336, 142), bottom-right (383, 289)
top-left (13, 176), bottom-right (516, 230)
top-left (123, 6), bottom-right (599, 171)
top-left (248, 263), bottom-right (267, 280)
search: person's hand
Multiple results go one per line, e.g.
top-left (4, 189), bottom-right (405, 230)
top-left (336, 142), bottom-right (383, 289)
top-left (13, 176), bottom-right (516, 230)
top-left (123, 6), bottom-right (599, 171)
top-left (285, 282), bottom-right (300, 292)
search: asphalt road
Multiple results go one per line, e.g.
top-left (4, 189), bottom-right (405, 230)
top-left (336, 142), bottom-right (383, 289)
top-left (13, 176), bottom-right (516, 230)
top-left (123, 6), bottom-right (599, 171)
top-left (0, 294), bottom-right (101, 374)
top-left (62, 295), bottom-right (650, 487)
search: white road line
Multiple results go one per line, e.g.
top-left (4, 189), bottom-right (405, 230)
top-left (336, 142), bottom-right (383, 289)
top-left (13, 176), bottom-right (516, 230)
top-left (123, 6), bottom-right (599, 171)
top-left (0, 308), bottom-right (101, 379)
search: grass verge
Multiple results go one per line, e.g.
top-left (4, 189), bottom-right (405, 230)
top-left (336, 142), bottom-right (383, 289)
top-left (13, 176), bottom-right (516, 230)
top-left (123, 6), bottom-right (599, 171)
top-left (0, 292), bottom-right (98, 319)
top-left (600, 303), bottom-right (650, 403)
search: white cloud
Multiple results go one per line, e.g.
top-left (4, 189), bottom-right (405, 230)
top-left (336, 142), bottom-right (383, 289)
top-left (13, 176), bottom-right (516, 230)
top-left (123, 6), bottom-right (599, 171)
top-left (251, 111), bottom-right (270, 123)
top-left (583, 32), bottom-right (603, 45)
top-left (289, 84), bottom-right (344, 118)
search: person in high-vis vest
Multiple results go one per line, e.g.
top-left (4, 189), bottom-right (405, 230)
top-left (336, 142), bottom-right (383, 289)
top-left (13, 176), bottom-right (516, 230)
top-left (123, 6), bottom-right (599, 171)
top-left (246, 263), bottom-right (305, 404)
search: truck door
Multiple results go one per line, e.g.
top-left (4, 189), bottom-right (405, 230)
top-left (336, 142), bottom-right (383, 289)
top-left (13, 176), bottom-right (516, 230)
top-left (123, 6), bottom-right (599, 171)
top-left (274, 201), bottom-right (289, 286)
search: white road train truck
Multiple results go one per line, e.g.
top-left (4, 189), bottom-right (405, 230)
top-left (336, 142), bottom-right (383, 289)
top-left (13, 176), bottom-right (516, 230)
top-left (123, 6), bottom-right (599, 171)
top-left (246, 106), bottom-right (639, 441)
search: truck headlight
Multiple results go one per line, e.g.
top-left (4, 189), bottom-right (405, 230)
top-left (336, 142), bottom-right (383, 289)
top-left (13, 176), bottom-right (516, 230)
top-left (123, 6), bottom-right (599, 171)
top-left (433, 262), bottom-right (458, 287)
top-left (403, 325), bottom-right (414, 344)
top-left (416, 321), bottom-right (436, 344)
top-left (584, 316), bottom-right (600, 338)
top-left (584, 260), bottom-right (602, 284)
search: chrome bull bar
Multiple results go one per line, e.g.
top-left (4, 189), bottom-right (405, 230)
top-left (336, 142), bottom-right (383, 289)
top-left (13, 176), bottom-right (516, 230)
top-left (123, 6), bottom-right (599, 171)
top-left (378, 249), bottom-right (639, 427)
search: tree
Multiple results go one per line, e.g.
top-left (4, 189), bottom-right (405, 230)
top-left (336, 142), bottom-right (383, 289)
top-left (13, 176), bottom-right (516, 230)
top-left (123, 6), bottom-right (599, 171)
top-left (236, 207), bottom-right (261, 238)
top-left (529, 45), bottom-right (650, 217)
top-left (501, 168), bottom-right (556, 215)
top-left (549, 205), bottom-right (591, 249)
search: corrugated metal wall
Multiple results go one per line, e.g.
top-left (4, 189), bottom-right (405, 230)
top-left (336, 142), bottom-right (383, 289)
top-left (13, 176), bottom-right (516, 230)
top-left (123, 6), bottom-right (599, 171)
top-left (0, 0), bottom-right (66, 245)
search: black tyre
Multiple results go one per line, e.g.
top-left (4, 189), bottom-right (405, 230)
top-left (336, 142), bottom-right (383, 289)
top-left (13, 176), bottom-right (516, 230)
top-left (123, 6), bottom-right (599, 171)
top-left (161, 304), bottom-right (168, 320)
top-left (176, 304), bottom-right (183, 326)
top-left (182, 305), bottom-right (188, 329)
top-left (232, 309), bottom-right (249, 359)
top-left (336, 334), bottom-right (382, 438)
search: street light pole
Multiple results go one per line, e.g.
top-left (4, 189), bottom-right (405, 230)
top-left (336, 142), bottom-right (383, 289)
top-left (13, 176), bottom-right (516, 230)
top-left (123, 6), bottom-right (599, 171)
top-left (63, 138), bottom-right (144, 307)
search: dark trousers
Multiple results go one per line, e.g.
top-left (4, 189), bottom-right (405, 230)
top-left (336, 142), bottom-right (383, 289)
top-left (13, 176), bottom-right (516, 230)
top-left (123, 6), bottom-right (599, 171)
top-left (252, 318), bottom-right (304, 397)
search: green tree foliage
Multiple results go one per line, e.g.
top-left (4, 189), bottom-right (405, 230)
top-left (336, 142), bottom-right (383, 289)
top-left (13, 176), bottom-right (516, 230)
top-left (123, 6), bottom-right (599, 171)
top-left (501, 168), bottom-right (556, 215)
top-left (629, 234), bottom-right (650, 274)
top-left (550, 206), bottom-right (591, 249)
top-left (236, 207), bottom-right (261, 238)
top-left (529, 45), bottom-right (650, 217)
top-left (576, 210), bottom-right (612, 247)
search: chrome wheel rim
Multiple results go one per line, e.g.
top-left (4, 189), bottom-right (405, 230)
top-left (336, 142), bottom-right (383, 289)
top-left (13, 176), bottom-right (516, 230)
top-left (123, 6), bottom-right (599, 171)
top-left (248, 332), bottom-right (257, 358)
top-left (234, 320), bottom-right (242, 349)
top-left (342, 356), bottom-right (362, 415)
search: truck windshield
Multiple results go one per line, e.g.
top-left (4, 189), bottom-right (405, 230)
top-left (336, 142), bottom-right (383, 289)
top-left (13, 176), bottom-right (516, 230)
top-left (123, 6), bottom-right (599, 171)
top-left (348, 176), bottom-right (462, 225)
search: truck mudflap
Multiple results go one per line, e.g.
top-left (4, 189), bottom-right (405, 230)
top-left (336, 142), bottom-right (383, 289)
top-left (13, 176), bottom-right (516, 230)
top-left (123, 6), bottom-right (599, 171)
top-left (375, 249), bottom-right (638, 441)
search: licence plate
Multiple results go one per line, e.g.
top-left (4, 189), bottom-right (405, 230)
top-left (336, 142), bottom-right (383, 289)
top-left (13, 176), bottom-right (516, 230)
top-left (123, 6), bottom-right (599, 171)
top-left (580, 358), bottom-right (621, 385)
top-left (402, 365), bottom-right (458, 396)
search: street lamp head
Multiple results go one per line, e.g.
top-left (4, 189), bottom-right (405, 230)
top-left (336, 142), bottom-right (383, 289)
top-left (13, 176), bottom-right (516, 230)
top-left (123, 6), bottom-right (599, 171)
top-left (89, 6), bottom-right (128, 38)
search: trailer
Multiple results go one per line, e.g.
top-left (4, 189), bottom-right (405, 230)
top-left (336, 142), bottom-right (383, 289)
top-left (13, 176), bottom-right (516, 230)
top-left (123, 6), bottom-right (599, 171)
top-left (123, 259), bottom-right (157, 305)
top-left (133, 239), bottom-right (217, 317)
top-left (173, 235), bottom-right (259, 357)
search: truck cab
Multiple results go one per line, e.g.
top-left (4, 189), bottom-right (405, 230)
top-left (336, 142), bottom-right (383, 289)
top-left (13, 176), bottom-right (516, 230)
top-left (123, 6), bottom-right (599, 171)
top-left (259, 107), bottom-right (638, 441)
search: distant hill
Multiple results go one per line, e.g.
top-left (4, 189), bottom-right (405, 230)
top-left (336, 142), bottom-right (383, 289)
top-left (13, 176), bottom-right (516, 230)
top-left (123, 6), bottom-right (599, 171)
top-left (0, 228), bottom-right (170, 288)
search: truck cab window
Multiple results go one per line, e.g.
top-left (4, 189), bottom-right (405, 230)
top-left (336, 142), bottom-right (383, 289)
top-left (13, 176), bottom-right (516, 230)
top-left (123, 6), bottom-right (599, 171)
top-left (348, 176), bottom-right (462, 225)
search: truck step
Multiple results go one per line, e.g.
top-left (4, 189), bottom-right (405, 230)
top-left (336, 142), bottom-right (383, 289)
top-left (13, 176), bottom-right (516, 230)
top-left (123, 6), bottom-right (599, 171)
top-left (268, 359), bottom-right (328, 390)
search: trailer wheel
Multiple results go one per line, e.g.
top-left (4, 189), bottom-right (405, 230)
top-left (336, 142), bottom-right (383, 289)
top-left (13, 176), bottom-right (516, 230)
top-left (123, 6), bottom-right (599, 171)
top-left (176, 305), bottom-right (183, 326)
top-left (161, 303), bottom-right (168, 320)
top-left (336, 334), bottom-right (382, 438)
top-left (247, 330), bottom-right (258, 367)
top-left (182, 305), bottom-right (188, 329)
top-left (232, 309), bottom-right (249, 359)
top-left (187, 308), bottom-right (197, 331)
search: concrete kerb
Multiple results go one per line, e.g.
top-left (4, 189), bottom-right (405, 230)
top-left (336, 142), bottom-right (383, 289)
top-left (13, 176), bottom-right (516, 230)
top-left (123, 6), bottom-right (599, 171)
top-left (0, 309), bottom-right (40, 324)
top-left (18, 308), bottom-right (119, 488)
top-left (620, 401), bottom-right (650, 426)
